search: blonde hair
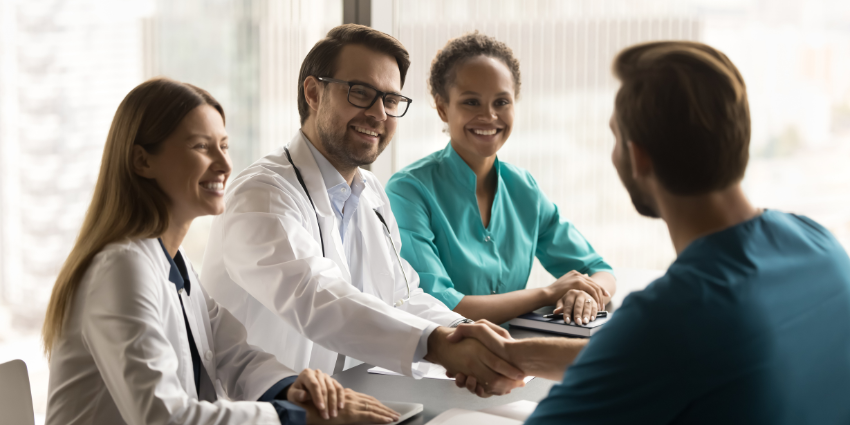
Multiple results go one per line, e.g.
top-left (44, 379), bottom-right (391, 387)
top-left (42, 78), bottom-right (224, 357)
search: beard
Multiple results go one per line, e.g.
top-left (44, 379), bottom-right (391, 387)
top-left (615, 148), bottom-right (660, 218)
top-left (316, 101), bottom-right (390, 169)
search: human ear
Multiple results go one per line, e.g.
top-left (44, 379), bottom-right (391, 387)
top-left (626, 140), bottom-right (653, 180)
top-left (303, 76), bottom-right (323, 113)
top-left (435, 95), bottom-right (449, 123)
top-left (132, 145), bottom-right (155, 179)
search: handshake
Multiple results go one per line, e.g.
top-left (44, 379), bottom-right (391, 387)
top-left (424, 320), bottom-right (588, 397)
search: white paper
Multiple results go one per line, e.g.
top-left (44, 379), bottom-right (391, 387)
top-left (368, 363), bottom-right (535, 383)
top-left (480, 400), bottom-right (539, 422)
top-left (425, 408), bottom-right (522, 425)
top-left (368, 363), bottom-right (454, 380)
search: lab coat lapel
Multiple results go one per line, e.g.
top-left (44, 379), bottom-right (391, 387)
top-left (287, 133), bottom-right (352, 281)
top-left (140, 239), bottom-right (199, 399)
top-left (359, 186), bottom-right (395, 304)
top-left (181, 254), bottom-right (218, 400)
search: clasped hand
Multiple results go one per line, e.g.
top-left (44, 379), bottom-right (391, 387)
top-left (441, 320), bottom-right (521, 397)
top-left (547, 270), bottom-right (610, 325)
top-left (288, 368), bottom-right (400, 424)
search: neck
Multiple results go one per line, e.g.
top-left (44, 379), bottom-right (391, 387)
top-left (451, 141), bottom-right (497, 194)
top-left (301, 123), bottom-right (357, 186)
top-left (655, 183), bottom-right (759, 255)
top-left (160, 214), bottom-right (192, 258)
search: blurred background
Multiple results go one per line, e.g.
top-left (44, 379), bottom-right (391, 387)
top-left (2, 0), bottom-right (850, 421)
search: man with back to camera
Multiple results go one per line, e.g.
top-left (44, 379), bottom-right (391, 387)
top-left (446, 41), bottom-right (850, 422)
top-left (200, 23), bottom-right (526, 402)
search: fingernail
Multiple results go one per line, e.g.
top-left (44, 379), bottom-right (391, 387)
top-left (584, 316), bottom-right (589, 322)
top-left (564, 316), bottom-right (570, 323)
top-left (323, 412), bottom-right (329, 420)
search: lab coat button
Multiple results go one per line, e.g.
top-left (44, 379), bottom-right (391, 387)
top-left (205, 350), bottom-right (213, 361)
top-left (484, 235), bottom-right (491, 242)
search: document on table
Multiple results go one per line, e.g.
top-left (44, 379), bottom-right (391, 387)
top-left (424, 400), bottom-right (539, 425)
top-left (368, 363), bottom-right (534, 383)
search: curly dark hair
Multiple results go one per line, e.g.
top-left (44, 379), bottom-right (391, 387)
top-left (429, 31), bottom-right (521, 102)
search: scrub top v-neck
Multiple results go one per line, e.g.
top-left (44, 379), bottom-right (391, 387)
top-left (386, 142), bottom-right (612, 310)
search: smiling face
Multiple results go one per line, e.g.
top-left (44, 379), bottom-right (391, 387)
top-left (313, 44), bottom-right (401, 169)
top-left (135, 104), bottom-right (232, 224)
top-left (437, 55), bottom-right (515, 163)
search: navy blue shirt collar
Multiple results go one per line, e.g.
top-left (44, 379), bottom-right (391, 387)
top-left (158, 238), bottom-right (191, 295)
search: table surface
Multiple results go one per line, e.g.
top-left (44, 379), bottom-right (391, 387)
top-left (332, 270), bottom-right (664, 424)
top-left (332, 328), bottom-right (560, 425)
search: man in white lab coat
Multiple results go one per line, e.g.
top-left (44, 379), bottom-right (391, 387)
top-left (202, 24), bottom-right (524, 395)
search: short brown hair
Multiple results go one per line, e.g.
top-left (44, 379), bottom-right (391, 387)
top-left (429, 31), bottom-right (521, 102)
top-left (613, 41), bottom-right (750, 195)
top-left (297, 24), bottom-right (410, 125)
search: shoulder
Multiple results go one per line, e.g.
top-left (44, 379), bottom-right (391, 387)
top-left (495, 159), bottom-right (546, 197)
top-left (387, 148), bottom-right (449, 191)
top-left (228, 148), bottom-right (299, 194)
top-left (82, 239), bottom-right (166, 298)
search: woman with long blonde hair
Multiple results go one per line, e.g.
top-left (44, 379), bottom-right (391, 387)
top-left (43, 78), bottom-right (398, 425)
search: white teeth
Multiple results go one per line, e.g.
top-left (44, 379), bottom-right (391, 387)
top-left (201, 182), bottom-right (224, 191)
top-left (354, 126), bottom-right (379, 137)
top-left (472, 129), bottom-right (498, 136)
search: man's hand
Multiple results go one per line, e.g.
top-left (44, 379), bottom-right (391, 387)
top-left (424, 326), bottom-right (525, 397)
top-left (547, 271), bottom-right (611, 325)
top-left (295, 388), bottom-right (400, 425)
top-left (447, 320), bottom-right (589, 386)
top-left (286, 368), bottom-right (346, 420)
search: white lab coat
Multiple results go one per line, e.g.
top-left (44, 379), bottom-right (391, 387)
top-left (201, 132), bottom-right (464, 377)
top-left (46, 238), bottom-right (296, 425)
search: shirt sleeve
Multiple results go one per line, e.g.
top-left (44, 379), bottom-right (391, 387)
top-left (531, 175), bottom-right (613, 278)
top-left (258, 376), bottom-right (305, 425)
top-left (386, 174), bottom-right (466, 310)
top-left (525, 279), bottom-right (696, 425)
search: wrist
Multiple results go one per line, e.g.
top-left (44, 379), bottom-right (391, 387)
top-left (537, 286), bottom-right (557, 305)
top-left (424, 326), bottom-right (451, 364)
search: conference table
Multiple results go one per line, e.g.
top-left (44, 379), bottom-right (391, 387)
top-left (332, 269), bottom-right (664, 424)
top-left (332, 327), bottom-right (558, 425)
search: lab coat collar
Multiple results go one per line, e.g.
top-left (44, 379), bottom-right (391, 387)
top-left (443, 142), bottom-right (503, 194)
top-left (287, 131), bottom-right (335, 218)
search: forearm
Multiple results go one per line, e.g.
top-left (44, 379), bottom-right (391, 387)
top-left (591, 271), bottom-right (617, 306)
top-left (506, 337), bottom-right (588, 381)
top-left (453, 287), bottom-right (551, 324)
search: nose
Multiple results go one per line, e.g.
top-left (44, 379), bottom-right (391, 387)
top-left (477, 104), bottom-right (497, 121)
top-left (212, 145), bottom-right (232, 175)
top-left (365, 96), bottom-right (388, 121)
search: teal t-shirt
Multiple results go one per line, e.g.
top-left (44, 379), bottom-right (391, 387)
top-left (527, 210), bottom-right (850, 424)
top-left (385, 143), bottom-right (611, 311)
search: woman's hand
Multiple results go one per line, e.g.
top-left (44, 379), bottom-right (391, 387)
top-left (298, 388), bottom-right (400, 425)
top-left (286, 368), bottom-right (345, 420)
top-left (547, 271), bottom-right (610, 325)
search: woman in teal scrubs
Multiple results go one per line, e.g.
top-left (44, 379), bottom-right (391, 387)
top-left (386, 32), bottom-right (616, 326)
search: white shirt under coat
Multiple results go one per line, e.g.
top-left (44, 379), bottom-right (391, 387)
top-left (46, 238), bottom-right (296, 425)
top-left (201, 131), bottom-right (465, 377)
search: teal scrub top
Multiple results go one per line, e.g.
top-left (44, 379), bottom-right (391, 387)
top-left (526, 210), bottom-right (850, 424)
top-left (385, 143), bottom-right (612, 310)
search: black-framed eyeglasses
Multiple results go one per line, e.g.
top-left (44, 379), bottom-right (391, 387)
top-left (317, 77), bottom-right (412, 118)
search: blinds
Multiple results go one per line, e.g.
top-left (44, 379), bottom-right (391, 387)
top-left (391, 1), bottom-right (701, 286)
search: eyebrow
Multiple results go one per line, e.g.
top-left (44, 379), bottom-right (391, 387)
top-left (186, 134), bottom-right (228, 141)
top-left (349, 80), bottom-right (402, 95)
top-left (459, 91), bottom-right (512, 97)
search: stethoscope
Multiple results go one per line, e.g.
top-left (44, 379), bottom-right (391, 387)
top-left (284, 147), bottom-right (413, 307)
